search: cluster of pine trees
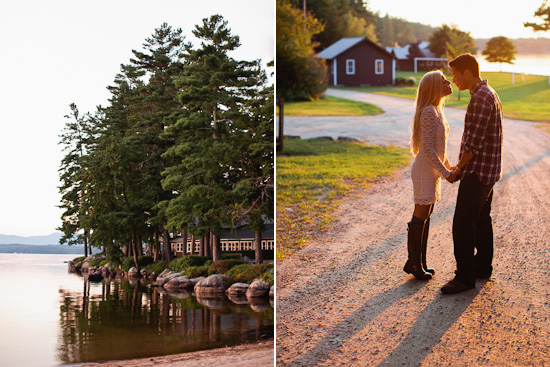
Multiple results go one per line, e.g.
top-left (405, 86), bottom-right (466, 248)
top-left (58, 15), bottom-right (274, 267)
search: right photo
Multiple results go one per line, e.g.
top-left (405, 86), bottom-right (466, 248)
top-left (276, 0), bottom-right (550, 365)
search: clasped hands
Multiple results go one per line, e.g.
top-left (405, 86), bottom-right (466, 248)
top-left (446, 166), bottom-right (461, 183)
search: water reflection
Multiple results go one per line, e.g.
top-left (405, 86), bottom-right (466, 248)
top-left (57, 278), bottom-right (273, 364)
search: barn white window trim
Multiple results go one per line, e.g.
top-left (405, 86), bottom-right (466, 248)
top-left (375, 59), bottom-right (384, 75)
top-left (346, 59), bottom-right (356, 75)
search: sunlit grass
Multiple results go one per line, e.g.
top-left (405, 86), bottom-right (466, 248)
top-left (281, 96), bottom-right (384, 116)
top-left (342, 71), bottom-right (550, 123)
top-left (276, 139), bottom-right (410, 259)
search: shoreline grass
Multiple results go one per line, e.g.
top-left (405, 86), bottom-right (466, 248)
top-left (342, 71), bottom-right (550, 123)
top-left (280, 95), bottom-right (384, 116)
top-left (276, 139), bottom-right (410, 259)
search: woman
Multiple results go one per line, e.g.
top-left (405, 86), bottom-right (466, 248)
top-left (404, 70), bottom-right (454, 280)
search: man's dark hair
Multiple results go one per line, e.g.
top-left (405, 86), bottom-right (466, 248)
top-left (449, 53), bottom-right (479, 77)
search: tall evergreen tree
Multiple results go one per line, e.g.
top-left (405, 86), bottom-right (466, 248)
top-left (58, 103), bottom-right (93, 255)
top-left (162, 15), bottom-right (266, 262)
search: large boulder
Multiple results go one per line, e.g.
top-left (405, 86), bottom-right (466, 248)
top-left (246, 279), bottom-right (270, 299)
top-left (269, 285), bottom-right (275, 298)
top-left (194, 274), bottom-right (229, 297)
top-left (226, 283), bottom-right (250, 297)
top-left (127, 267), bottom-right (140, 278)
top-left (154, 270), bottom-right (180, 286)
top-left (164, 275), bottom-right (193, 292)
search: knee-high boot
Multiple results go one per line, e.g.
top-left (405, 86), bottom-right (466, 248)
top-left (404, 216), bottom-right (432, 280)
top-left (422, 217), bottom-right (435, 274)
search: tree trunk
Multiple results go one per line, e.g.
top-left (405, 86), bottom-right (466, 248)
top-left (83, 230), bottom-right (89, 257)
top-left (199, 237), bottom-right (205, 257)
top-left (254, 230), bottom-right (263, 264)
top-left (190, 235), bottom-right (196, 255)
top-left (277, 98), bottom-right (284, 152)
top-left (212, 234), bottom-right (222, 262)
top-left (132, 241), bottom-right (139, 271)
top-left (162, 225), bottom-right (173, 262)
top-left (204, 232), bottom-right (211, 257)
top-left (153, 229), bottom-right (159, 262)
top-left (127, 241), bottom-right (133, 257)
top-left (182, 227), bottom-right (188, 256)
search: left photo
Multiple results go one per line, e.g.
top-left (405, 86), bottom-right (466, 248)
top-left (0, 1), bottom-right (274, 366)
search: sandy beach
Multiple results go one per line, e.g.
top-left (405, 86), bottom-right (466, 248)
top-left (82, 340), bottom-right (274, 367)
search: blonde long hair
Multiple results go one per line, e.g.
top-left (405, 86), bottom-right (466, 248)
top-left (410, 70), bottom-right (447, 156)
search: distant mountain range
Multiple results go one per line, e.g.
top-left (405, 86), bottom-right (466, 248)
top-left (0, 232), bottom-right (64, 245)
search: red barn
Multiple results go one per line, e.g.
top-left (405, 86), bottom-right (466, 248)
top-left (317, 37), bottom-right (395, 86)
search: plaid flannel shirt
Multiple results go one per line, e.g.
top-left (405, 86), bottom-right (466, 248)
top-left (459, 80), bottom-right (503, 185)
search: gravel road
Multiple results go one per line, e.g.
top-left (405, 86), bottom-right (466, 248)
top-left (276, 89), bottom-right (550, 366)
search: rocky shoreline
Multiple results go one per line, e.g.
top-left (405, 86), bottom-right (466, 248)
top-left (68, 254), bottom-right (275, 306)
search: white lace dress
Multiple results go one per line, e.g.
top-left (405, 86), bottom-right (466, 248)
top-left (411, 105), bottom-right (452, 205)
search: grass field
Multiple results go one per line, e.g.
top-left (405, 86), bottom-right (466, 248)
top-left (276, 139), bottom-right (410, 259)
top-left (281, 95), bottom-right (384, 116)
top-left (342, 71), bottom-right (550, 123)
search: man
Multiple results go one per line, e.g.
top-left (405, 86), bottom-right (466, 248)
top-left (442, 53), bottom-right (503, 294)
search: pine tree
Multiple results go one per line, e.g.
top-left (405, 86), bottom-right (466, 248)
top-left (162, 15), bottom-right (267, 262)
top-left (525, 0), bottom-right (550, 32)
top-left (58, 103), bottom-right (93, 255)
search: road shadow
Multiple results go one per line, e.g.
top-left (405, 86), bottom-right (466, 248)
top-left (290, 279), bottom-right (430, 366)
top-left (378, 284), bottom-right (484, 366)
top-left (499, 148), bottom-right (550, 184)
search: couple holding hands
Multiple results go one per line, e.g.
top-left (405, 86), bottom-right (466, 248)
top-left (405, 53), bottom-right (503, 294)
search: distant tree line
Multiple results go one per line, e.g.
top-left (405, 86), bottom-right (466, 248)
top-left (58, 15), bottom-right (274, 267)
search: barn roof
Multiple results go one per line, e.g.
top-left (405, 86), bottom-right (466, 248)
top-left (317, 37), bottom-right (393, 60)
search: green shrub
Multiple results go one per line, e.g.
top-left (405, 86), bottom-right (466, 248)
top-left (168, 255), bottom-right (211, 272)
top-left (261, 268), bottom-right (274, 285)
top-left (138, 255), bottom-right (154, 267)
top-left (73, 256), bottom-right (86, 263)
top-left (121, 257), bottom-right (135, 272)
top-left (221, 254), bottom-right (241, 260)
top-left (185, 264), bottom-right (210, 278)
top-left (144, 261), bottom-right (168, 275)
top-left (225, 263), bottom-right (274, 284)
top-left (89, 257), bottom-right (106, 267)
top-left (208, 259), bottom-right (246, 275)
top-left (234, 250), bottom-right (274, 260)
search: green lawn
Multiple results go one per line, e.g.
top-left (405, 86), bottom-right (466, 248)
top-left (276, 139), bottom-right (410, 259)
top-left (342, 71), bottom-right (550, 123)
top-left (281, 95), bottom-right (384, 116)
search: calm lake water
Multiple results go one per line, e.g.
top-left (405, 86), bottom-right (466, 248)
top-left (477, 55), bottom-right (550, 76)
top-left (0, 254), bottom-right (273, 367)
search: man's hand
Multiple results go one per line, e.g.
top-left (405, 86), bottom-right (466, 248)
top-left (446, 172), bottom-right (458, 183)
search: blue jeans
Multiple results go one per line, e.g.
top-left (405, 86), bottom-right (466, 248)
top-left (452, 173), bottom-right (494, 287)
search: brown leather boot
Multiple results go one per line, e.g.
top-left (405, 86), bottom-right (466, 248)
top-left (421, 217), bottom-right (435, 275)
top-left (403, 216), bottom-right (432, 280)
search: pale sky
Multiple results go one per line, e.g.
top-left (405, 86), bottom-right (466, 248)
top-left (0, 0), bottom-right (274, 237)
top-left (368, 0), bottom-right (549, 39)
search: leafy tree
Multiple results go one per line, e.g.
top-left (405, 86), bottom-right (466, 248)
top-left (524, 0), bottom-right (550, 32)
top-left (291, 0), bottom-right (378, 48)
top-left (482, 36), bottom-right (517, 71)
top-left (277, 0), bottom-right (327, 101)
top-left (444, 28), bottom-right (477, 60)
top-left (428, 24), bottom-right (476, 58)
top-left (407, 42), bottom-right (424, 61)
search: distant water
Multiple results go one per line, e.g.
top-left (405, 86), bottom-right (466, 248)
top-left (477, 55), bottom-right (550, 77)
top-left (0, 254), bottom-right (273, 367)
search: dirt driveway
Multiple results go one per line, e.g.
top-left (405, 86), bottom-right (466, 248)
top-left (277, 89), bottom-right (550, 366)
